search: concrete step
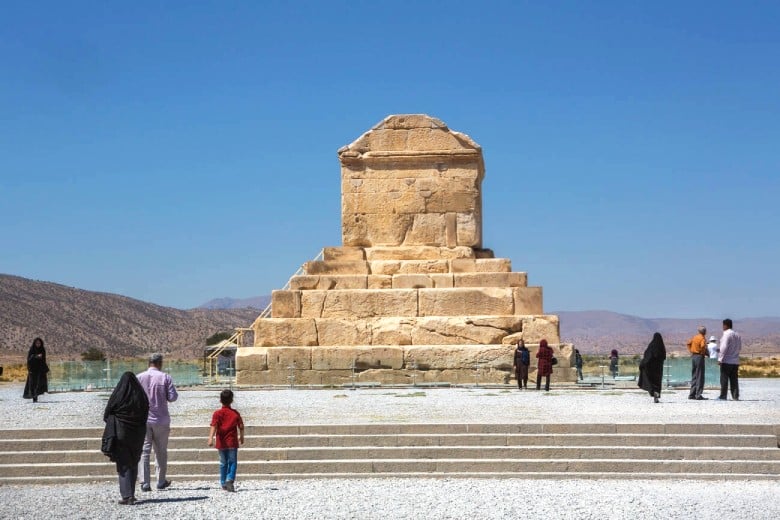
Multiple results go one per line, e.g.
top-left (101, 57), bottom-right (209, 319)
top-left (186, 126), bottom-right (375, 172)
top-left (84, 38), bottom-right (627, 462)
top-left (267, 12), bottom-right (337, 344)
top-left (1, 423), bottom-right (777, 482)
top-left (0, 423), bottom-right (776, 439)
top-left (4, 445), bottom-right (780, 465)
top-left (3, 433), bottom-right (775, 451)
top-left (1, 459), bottom-right (779, 479)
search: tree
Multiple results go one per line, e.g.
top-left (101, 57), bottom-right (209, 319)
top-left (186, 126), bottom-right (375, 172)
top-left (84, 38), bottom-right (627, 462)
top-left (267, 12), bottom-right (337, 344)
top-left (81, 347), bottom-right (106, 361)
top-left (206, 331), bottom-right (232, 346)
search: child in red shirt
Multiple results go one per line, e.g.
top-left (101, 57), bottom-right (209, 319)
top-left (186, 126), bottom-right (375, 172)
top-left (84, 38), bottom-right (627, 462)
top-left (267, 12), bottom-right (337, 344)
top-left (208, 389), bottom-right (244, 492)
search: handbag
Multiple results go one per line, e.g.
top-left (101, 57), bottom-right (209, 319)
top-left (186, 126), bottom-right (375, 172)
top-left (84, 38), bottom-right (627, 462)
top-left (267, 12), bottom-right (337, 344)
top-left (551, 357), bottom-right (558, 366)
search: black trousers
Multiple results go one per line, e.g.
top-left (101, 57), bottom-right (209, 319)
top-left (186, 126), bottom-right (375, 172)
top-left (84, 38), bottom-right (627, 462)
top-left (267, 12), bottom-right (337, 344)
top-left (719, 363), bottom-right (739, 400)
top-left (536, 373), bottom-right (550, 391)
top-left (116, 462), bottom-right (138, 500)
top-left (688, 354), bottom-right (706, 398)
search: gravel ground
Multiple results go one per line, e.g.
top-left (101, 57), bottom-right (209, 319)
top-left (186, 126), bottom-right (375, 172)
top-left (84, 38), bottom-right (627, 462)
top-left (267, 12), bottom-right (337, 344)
top-left (1, 380), bottom-right (778, 519)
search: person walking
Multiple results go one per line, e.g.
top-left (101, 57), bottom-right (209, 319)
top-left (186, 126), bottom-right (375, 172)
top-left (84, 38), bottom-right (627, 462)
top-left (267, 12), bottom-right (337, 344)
top-left (137, 353), bottom-right (178, 492)
top-left (609, 349), bottom-right (619, 378)
top-left (574, 349), bottom-right (584, 381)
top-left (638, 333), bottom-right (667, 403)
top-left (717, 319), bottom-right (742, 401)
top-left (686, 326), bottom-right (709, 400)
top-left (512, 339), bottom-right (531, 390)
top-left (23, 337), bottom-right (49, 403)
top-left (535, 339), bottom-right (554, 391)
top-left (102, 371), bottom-right (149, 505)
top-left (208, 389), bottom-right (245, 492)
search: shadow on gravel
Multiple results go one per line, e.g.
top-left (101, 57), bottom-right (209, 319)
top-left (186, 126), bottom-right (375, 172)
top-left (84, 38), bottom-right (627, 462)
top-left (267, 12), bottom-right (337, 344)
top-left (138, 496), bottom-right (209, 504)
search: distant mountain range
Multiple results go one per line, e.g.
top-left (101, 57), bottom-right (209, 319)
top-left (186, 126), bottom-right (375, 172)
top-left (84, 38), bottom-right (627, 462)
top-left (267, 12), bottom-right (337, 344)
top-left (2, 275), bottom-right (777, 362)
top-left (0, 274), bottom-right (258, 362)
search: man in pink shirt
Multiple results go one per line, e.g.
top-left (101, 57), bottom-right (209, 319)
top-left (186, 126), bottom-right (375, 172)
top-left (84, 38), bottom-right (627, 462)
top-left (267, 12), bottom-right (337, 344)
top-left (137, 353), bottom-right (178, 491)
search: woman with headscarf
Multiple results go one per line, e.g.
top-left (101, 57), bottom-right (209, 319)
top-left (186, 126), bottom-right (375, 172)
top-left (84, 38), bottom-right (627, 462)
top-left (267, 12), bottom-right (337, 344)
top-left (535, 339), bottom-right (554, 391)
top-left (609, 349), bottom-right (619, 378)
top-left (102, 371), bottom-right (149, 505)
top-left (512, 339), bottom-right (530, 390)
top-left (638, 333), bottom-right (667, 403)
top-left (23, 337), bottom-right (49, 403)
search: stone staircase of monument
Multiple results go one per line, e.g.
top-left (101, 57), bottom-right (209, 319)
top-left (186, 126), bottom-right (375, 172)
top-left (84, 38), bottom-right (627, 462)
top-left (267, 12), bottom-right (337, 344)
top-left (1, 423), bottom-right (778, 483)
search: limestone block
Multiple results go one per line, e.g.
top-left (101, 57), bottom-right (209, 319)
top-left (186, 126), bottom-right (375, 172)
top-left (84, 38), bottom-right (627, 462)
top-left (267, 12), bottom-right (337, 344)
top-left (512, 287), bottom-right (543, 314)
top-left (456, 212), bottom-right (481, 247)
top-left (316, 319), bottom-right (372, 346)
top-left (318, 289), bottom-right (419, 318)
top-left (404, 345), bottom-right (513, 370)
top-left (343, 190), bottom-right (425, 214)
top-left (271, 290), bottom-right (301, 318)
top-left (502, 332), bottom-right (523, 346)
top-left (450, 258), bottom-right (477, 273)
top-left (397, 260), bottom-right (449, 274)
top-left (311, 346), bottom-right (404, 370)
top-left (304, 260), bottom-right (369, 275)
top-left (430, 273), bottom-right (453, 288)
top-left (474, 249), bottom-right (495, 259)
top-left (295, 370), bottom-right (354, 386)
top-left (364, 246), bottom-right (474, 261)
top-left (453, 272), bottom-right (526, 288)
top-left (236, 370), bottom-right (283, 386)
top-left (425, 190), bottom-right (479, 213)
top-left (300, 291), bottom-right (326, 318)
top-left (288, 275), bottom-right (320, 291)
top-left (411, 316), bottom-right (523, 345)
top-left (521, 315), bottom-right (561, 344)
top-left (370, 261), bottom-right (401, 275)
top-left (301, 275), bottom-right (367, 290)
top-left (265, 346), bottom-right (312, 370)
top-left (367, 275), bottom-right (393, 289)
top-left (253, 318), bottom-right (318, 347)
top-left (403, 213), bottom-right (447, 246)
top-left (418, 288), bottom-right (514, 316)
top-left (323, 247), bottom-right (366, 261)
top-left (235, 347), bottom-right (268, 371)
top-left (371, 318), bottom-right (414, 345)
top-left (437, 368), bottom-right (510, 385)
top-left (342, 213), bottom-right (414, 247)
top-left (475, 258), bottom-right (511, 272)
top-left (445, 213), bottom-right (457, 247)
top-left (357, 369), bottom-right (415, 385)
top-left (555, 343), bottom-right (575, 369)
top-left (393, 274), bottom-right (434, 289)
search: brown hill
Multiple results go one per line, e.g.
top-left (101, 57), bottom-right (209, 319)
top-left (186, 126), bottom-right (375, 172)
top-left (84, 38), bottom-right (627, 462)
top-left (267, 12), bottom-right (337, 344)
top-left (556, 310), bottom-right (780, 357)
top-left (0, 274), bottom-right (258, 362)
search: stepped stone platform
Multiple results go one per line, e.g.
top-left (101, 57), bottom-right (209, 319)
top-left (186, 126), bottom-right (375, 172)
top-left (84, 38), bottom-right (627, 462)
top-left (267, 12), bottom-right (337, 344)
top-left (238, 114), bottom-right (574, 386)
top-left (2, 423), bottom-right (778, 483)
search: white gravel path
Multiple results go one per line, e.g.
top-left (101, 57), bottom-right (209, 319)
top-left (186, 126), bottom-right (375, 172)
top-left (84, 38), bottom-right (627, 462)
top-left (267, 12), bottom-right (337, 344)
top-left (1, 380), bottom-right (778, 519)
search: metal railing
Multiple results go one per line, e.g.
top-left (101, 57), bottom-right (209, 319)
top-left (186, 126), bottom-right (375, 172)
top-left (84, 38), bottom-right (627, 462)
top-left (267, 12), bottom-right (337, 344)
top-left (258, 249), bottom-right (324, 319)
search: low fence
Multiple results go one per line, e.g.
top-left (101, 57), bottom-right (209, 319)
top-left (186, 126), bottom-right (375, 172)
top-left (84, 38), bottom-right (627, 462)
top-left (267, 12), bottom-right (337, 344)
top-left (47, 360), bottom-right (202, 392)
top-left (583, 356), bottom-right (722, 386)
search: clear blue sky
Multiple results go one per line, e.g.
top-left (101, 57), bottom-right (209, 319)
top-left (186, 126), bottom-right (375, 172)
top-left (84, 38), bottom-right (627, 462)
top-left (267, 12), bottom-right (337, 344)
top-left (2, 1), bottom-right (778, 319)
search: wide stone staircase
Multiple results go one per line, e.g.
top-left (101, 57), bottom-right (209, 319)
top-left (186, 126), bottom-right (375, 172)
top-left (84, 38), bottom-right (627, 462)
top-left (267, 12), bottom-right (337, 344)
top-left (1, 423), bottom-right (778, 483)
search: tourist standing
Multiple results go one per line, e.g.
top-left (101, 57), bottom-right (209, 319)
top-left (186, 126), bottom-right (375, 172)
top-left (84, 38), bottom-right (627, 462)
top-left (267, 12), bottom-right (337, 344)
top-left (706, 336), bottom-right (719, 359)
top-left (208, 389), bottom-right (245, 492)
top-left (137, 353), bottom-right (178, 492)
top-left (23, 337), bottom-right (49, 403)
top-left (717, 319), bottom-right (742, 401)
top-left (638, 333), bottom-right (667, 403)
top-left (535, 339), bottom-right (554, 391)
top-left (102, 371), bottom-right (149, 505)
top-left (609, 349), bottom-right (619, 378)
top-left (512, 339), bottom-right (530, 389)
top-left (574, 349), bottom-right (584, 381)
top-left (686, 326), bottom-right (708, 400)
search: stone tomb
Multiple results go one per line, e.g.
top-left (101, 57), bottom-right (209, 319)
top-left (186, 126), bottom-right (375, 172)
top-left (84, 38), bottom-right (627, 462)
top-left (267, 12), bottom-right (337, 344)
top-left (237, 115), bottom-right (575, 386)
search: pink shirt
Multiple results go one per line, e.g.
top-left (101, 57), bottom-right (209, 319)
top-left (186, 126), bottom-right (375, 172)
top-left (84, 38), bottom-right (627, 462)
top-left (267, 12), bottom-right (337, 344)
top-left (136, 367), bottom-right (178, 425)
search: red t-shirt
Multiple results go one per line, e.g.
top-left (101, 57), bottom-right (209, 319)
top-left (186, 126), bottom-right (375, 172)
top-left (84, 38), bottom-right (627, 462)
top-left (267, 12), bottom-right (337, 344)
top-left (210, 406), bottom-right (244, 449)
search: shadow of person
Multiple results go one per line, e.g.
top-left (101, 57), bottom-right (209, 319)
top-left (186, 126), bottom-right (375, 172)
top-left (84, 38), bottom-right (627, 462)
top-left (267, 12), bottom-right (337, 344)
top-left (137, 496), bottom-right (209, 505)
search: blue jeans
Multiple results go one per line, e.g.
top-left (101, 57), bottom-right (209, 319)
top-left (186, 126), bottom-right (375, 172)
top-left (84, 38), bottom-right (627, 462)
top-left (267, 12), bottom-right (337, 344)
top-left (218, 448), bottom-right (238, 485)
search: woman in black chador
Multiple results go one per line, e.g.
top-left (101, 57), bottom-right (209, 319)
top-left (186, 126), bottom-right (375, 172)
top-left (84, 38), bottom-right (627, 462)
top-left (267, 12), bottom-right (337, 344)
top-left (638, 332), bottom-right (667, 403)
top-left (102, 371), bottom-right (149, 505)
top-left (23, 337), bottom-right (49, 402)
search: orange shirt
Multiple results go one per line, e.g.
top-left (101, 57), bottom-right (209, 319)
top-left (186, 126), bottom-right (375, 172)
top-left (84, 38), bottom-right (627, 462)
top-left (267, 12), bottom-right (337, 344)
top-left (686, 333), bottom-right (708, 356)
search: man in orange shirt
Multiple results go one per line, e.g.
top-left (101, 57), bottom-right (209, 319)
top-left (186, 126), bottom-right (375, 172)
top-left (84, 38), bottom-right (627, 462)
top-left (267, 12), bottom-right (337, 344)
top-left (686, 326), bottom-right (708, 400)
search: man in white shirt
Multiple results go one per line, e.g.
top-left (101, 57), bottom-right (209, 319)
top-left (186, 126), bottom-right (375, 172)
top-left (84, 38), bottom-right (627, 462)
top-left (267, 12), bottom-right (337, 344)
top-left (717, 319), bottom-right (742, 401)
top-left (706, 336), bottom-right (719, 359)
